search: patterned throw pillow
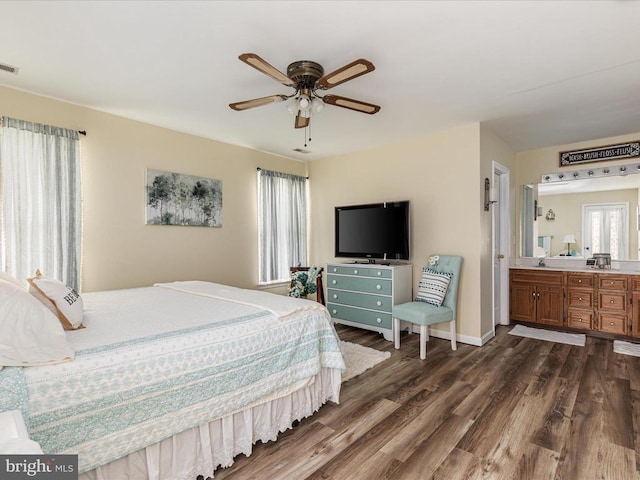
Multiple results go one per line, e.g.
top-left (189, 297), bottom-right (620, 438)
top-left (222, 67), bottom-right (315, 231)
top-left (415, 268), bottom-right (453, 307)
top-left (27, 270), bottom-right (84, 330)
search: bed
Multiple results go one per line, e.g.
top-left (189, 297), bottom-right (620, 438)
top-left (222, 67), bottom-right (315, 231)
top-left (0, 278), bottom-right (345, 479)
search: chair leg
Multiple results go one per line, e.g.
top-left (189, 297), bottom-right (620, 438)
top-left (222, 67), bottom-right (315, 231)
top-left (393, 317), bottom-right (400, 350)
top-left (419, 324), bottom-right (428, 360)
top-left (450, 320), bottom-right (457, 351)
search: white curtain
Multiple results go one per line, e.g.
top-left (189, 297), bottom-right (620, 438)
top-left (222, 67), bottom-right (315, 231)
top-left (0, 117), bottom-right (81, 289)
top-left (257, 169), bottom-right (307, 284)
top-left (584, 203), bottom-right (628, 260)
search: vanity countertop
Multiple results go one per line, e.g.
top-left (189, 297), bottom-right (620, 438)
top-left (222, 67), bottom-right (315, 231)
top-left (511, 265), bottom-right (640, 275)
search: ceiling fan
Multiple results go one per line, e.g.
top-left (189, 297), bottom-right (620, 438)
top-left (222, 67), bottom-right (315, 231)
top-left (229, 53), bottom-right (380, 139)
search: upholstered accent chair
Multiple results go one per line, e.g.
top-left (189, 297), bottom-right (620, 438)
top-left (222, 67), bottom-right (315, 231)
top-left (392, 255), bottom-right (463, 360)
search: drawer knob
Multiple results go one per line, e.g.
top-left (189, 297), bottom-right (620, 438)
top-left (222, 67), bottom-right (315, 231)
top-left (579, 318), bottom-right (583, 322)
top-left (332, 280), bottom-right (337, 285)
top-left (333, 294), bottom-right (338, 299)
top-left (611, 281), bottom-right (615, 285)
top-left (610, 299), bottom-right (615, 304)
top-left (376, 284), bottom-right (381, 290)
top-left (354, 269), bottom-right (358, 274)
top-left (578, 297), bottom-right (583, 301)
top-left (610, 322), bottom-right (615, 326)
top-left (332, 309), bottom-right (337, 315)
top-left (578, 279), bottom-right (582, 283)
top-left (376, 318), bottom-right (382, 323)
top-left (377, 301), bottom-right (382, 306)
top-left (377, 271), bottom-right (382, 276)
top-left (333, 267), bottom-right (337, 272)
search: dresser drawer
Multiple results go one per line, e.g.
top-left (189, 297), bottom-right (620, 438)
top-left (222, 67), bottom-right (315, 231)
top-left (327, 275), bottom-right (392, 295)
top-left (327, 289), bottom-right (391, 312)
top-left (568, 289), bottom-right (594, 308)
top-left (598, 292), bottom-right (627, 312)
top-left (567, 310), bottom-right (594, 330)
top-left (598, 275), bottom-right (628, 291)
top-left (328, 303), bottom-right (392, 329)
top-left (599, 313), bottom-right (627, 335)
top-left (327, 265), bottom-right (392, 279)
top-left (567, 274), bottom-right (594, 288)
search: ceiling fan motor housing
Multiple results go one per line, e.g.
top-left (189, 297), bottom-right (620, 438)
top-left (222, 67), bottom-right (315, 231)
top-left (287, 61), bottom-right (324, 89)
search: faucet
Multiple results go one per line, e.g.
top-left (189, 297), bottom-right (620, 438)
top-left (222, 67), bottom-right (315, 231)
top-left (537, 256), bottom-right (546, 267)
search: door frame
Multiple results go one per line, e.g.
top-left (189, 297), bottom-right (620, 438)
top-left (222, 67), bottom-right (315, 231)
top-left (493, 161), bottom-right (511, 329)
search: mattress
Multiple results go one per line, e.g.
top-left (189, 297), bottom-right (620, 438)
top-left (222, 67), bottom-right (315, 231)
top-left (0, 281), bottom-right (345, 475)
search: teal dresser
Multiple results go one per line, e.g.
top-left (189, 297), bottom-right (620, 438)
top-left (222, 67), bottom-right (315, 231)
top-left (327, 263), bottom-right (413, 341)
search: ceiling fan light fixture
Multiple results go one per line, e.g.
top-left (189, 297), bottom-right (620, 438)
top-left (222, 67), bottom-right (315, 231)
top-left (297, 94), bottom-right (310, 110)
top-left (286, 98), bottom-right (297, 115)
top-left (311, 97), bottom-right (324, 113)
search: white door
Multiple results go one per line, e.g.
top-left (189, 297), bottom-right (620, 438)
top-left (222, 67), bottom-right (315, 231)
top-left (493, 162), bottom-right (510, 327)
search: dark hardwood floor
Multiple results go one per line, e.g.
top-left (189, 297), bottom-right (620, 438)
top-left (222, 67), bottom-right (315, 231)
top-left (211, 324), bottom-right (640, 479)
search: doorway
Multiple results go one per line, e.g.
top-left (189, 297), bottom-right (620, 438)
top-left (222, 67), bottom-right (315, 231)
top-left (493, 162), bottom-right (510, 329)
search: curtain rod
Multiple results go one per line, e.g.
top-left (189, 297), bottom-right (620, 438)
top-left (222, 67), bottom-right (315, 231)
top-left (78, 130), bottom-right (87, 136)
top-left (256, 167), bottom-right (309, 179)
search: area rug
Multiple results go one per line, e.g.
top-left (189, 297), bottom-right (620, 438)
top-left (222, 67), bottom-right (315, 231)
top-left (613, 340), bottom-right (640, 357)
top-left (340, 341), bottom-right (391, 382)
top-left (508, 324), bottom-right (586, 347)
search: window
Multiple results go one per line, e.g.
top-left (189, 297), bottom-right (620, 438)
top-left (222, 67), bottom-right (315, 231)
top-left (582, 203), bottom-right (628, 260)
top-left (0, 117), bottom-right (81, 289)
top-left (257, 169), bottom-right (307, 285)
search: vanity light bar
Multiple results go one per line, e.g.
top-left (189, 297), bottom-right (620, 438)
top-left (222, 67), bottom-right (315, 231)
top-left (540, 162), bottom-right (640, 183)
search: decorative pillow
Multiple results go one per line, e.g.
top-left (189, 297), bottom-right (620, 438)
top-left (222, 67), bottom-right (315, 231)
top-left (0, 271), bottom-right (24, 289)
top-left (415, 268), bottom-right (453, 307)
top-left (27, 270), bottom-right (84, 330)
top-left (0, 280), bottom-right (74, 366)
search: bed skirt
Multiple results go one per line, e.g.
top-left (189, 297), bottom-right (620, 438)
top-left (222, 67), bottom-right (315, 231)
top-left (79, 368), bottom-right (341, 480)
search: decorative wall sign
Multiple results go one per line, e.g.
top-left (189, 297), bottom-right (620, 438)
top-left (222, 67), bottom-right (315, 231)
top-left (559, 141), bottom-right (640, 166)
top-left (146, 169), bottom-right (222, 227)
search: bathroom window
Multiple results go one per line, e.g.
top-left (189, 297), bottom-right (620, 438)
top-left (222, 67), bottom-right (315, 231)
top-left (582, 203), bottom-right (628, 260)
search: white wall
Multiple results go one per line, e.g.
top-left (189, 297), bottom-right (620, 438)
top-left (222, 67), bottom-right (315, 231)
top-left (0, 86), bottom-right (306, 292)
top-left (309, 123), bottom-right (491, 343)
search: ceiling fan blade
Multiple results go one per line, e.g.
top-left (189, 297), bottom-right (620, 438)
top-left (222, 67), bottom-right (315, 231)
top-left (294, 113), bottom-right (310, 129)
top-left (323, 94), bottom-right (380, 114)
top-left (229, 94), bottom-right (288, 111)
top-left (315, 59), bottom-right (375, 90)
top-left (238, 53), bottom-right (296, 88)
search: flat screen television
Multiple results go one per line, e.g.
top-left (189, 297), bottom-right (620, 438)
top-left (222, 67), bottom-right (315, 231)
top-left (335, 201), bottom-right (410, 261)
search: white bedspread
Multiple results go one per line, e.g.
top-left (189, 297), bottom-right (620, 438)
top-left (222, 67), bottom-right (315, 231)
top-left (0, 282), bottom-right (345, 474)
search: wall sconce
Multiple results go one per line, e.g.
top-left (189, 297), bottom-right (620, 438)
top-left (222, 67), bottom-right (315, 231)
top-left (484, 178), bottom-right (497, 211)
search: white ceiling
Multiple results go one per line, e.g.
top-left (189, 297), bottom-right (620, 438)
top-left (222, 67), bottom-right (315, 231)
top-left (1, 1), bottom-right (640, 161)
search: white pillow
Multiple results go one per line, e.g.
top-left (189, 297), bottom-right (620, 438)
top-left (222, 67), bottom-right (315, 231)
top-left (415, 268), bottom-right (453, 307)
top-left (0, 280), bottom-right (74, 366)
top-left (0, 271), bottom-right (24, 289)
top-left (27, 270), bottom-right (84, 330)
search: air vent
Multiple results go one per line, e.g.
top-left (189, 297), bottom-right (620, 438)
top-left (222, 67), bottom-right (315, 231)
top-left (0, 62), bottom-right (19, 75)
top-left (293, 148), bottom-right (310, 154)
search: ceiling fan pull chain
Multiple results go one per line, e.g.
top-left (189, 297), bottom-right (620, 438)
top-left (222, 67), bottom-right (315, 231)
top-left (304, 126), bottom-right (307, 147)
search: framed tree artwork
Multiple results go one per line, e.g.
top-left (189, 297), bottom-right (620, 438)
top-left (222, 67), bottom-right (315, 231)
top-left (145, 169), bottom-right (222, 227)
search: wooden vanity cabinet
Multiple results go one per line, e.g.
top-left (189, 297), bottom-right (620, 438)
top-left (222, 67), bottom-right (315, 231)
top-left (509, 270), bottom-right (564, 327)
top-left (630, 277), bottom-right (640, 339)
top-left (566, 273), bottom-right (595, 331)
top-left (510, 268), bottom-right (638, 338)
top-left (597, 275), bottom-right (628, 335)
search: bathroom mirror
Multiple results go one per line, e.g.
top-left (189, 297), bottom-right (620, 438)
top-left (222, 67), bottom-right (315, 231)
top-left (520, 174), bottom-right (640, 260)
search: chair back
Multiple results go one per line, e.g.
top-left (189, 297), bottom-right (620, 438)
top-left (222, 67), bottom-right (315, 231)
top-left (427, 255), bottom-right (463, 319)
